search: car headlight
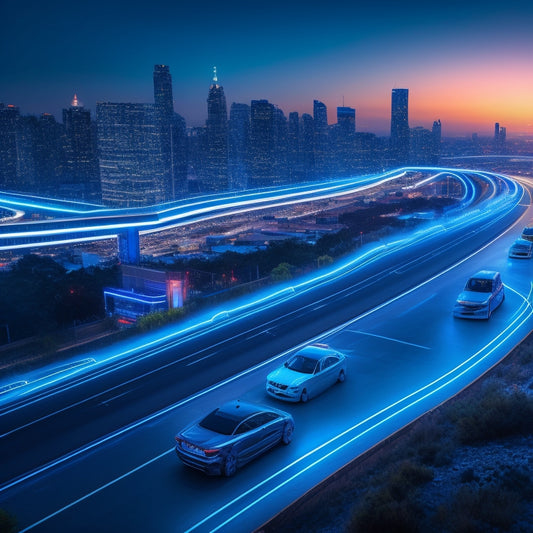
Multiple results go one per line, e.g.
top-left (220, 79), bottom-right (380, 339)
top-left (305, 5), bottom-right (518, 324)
top-left (288, 386), bottom-right (300, 392)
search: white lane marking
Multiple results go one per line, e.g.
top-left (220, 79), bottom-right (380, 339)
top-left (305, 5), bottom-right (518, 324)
top-left (7, 188), bottom-right (531, 525)
top-left (18, 449), bottom-right (174, 533)
top-left (187, 284), bottom-right (533, 533)
top-left (347, 330), bottom-right (431, 350)
top-left (14, 287), bottom-right (533, 532)
top-left (97, 389), bottom-right (134, 406)
top-left (186, 351), bottom-right (220, 366)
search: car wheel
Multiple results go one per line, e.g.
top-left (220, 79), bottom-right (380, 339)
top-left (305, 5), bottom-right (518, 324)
top-left (282, 421), bottom-right (294, 445)
top-left (223, 450), bottom-right (237, 477)
top-left (337, 370), bottom-right (346, 383)
top-left (300, 389), bottom-right (309, 403)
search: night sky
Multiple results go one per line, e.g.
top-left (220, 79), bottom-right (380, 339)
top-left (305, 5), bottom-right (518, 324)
top-left (2, 0), bottom-right (533, 136)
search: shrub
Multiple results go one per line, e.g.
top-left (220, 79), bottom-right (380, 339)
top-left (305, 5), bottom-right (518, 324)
top-left (447, 382), bottom-right (533, 444)
top-left (0, 509), bottom-right (17, 533)
top-left (435, 484), bottom-right (523, 532)
top-left (348, 487), bottom-right (423, 533)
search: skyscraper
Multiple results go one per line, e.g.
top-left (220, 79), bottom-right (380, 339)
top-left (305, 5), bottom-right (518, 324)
top-left (337, 106), bottom-right (356, 136)
top-left (313, 100), bottom-right (329, 178)
top-left (432, 119), bottom-right (442, 164)
top-left (34, 112), bottom-right (66, 194)
top-left (153, 65), bottom-right (174, 120)
top-left (287, 112), bottom-right (301, 182)
top-left (96, 102), bottom-right (166, 207)
top-left (228, 102), bottom-right (250, 189)
top-left (63, 95), bottom-right (101, 201)
top-left (153, 65), bottom-right (187, 199)
top-left (390, 88), bottom-right (409, 164)
top-left (335, 106), bottom-right (356, 175)
top-left (300, 113), bottom-right (315, 180)
top-left (204, 67), bottom-right (228, 191)
top-left (0, 103), bottom-right (20, 189)
top-left (249, 99), bottom-right (275, 188)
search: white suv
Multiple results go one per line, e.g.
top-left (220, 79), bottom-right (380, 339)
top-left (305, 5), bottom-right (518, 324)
top-left (453, 270), bottom-right (504, 319)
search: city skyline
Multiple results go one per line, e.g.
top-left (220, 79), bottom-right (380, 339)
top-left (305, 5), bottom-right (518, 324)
top-left (2, 0), bottom-right (533, 137)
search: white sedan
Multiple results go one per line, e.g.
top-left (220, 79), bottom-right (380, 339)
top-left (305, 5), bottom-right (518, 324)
top-left (266, 344), bottom-right (347, 403)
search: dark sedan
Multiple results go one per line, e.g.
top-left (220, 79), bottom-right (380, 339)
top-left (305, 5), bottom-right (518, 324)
top-left (175, 400), bottom-right (294, 476)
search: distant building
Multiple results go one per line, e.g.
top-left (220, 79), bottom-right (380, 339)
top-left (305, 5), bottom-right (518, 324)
top-left (34, 113), bottom-right (66, 194)
top-left (390, 88), bottom-right (409, 164)
top-left (337, 106), bottom-right (356, 136)
top-left (0, 104), bottom-right (20, 189)
top-left (96, 102), bottom-right (167, 207)
top-left (287, 111), bottom-right (301, 182)
top-left (228, 102), bottom-right (250, 189)
top-left (494, 122), bottom-right (506, 154)
top-left (62, 95), bottom-right (101, 201)
top-left (204, 67), bottom-right (228, 191)
top-left (153, 65), bottom-right (187, 198)
top-left (300, 113), bottom-right (315, 180)
top-left (104, 264), bottom-right (188, 327)
top-left (432, 119), bottom-right (442, 163)
top-left (334, 106), bottom-right (356, 175)
top-left (313, 100), bottom-right (329, 178)
top-left (410, 126), bottom-right (433, 165)
top-left (249, 99), bottom-right (275, 188)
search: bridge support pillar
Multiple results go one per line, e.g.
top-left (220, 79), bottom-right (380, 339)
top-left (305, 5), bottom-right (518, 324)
top-left (118, 228), bottom-right (140, 265)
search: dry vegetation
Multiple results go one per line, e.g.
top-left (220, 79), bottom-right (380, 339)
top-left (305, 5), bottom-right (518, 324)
top-left (260, 334), bottom-right (533, 533)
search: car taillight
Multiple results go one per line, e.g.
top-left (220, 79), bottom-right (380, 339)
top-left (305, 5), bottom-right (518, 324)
top-left (203, 449), bottom-right (220, 457)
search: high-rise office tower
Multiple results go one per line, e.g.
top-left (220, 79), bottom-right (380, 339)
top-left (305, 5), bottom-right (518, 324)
top-left (301, 113), bottom-right (315, 180)
top-left (273, 106), bottom-right (289, 185)
top-left (313, 100), bottom-right (329, 178)
top-left (34, 113), bottom-right (66, 193)
top-left (204, 67), bottom-right (228, 191)
top-left (0, 103), bottom-right (20, 189)
top-left (494, 122), bottom-right (506, 153)
top-left (228, 102), bottom-right (250, 189)
top-left (153, 65), bottom-right (174, 121)
top-left (153, 65), bottom-right (187, 199)
top-left (288, 112), bottom-right (301, 182)
top-left (153, 64), bottom-right (174, 199)
top-left (249, 99), bottom-right (275, 188)
top-left (337, 106), bottom-right (356, 136)
top-left (96, 102), bottom-right (166, 207)
top-left (431, 119), bottom-right (442, 164)
top-left (410, 126), bottom-right (433, 165)
top-left (63, 95), bottom-right (101, 201)
top-left (335, 106), bottom-right (356, 175)
top-left (390, 88), bottom-right (409, 164)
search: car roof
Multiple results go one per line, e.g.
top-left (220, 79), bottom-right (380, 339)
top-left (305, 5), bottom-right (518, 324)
top-left (470, 270), bottom-right (499, 280)
top-left (216, 400), bottom-right (264, 419)
top-left (513, 238), bottom-right (533, 245)
top-left (294, 344), bottom-right (337, 361)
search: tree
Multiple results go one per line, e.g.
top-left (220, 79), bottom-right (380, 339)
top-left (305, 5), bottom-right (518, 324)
top-left (271, 262), bottom-right (293, 281)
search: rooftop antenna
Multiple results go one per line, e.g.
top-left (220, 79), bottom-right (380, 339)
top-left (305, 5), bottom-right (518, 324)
top-left (213, 66), bottom-right (218, 83)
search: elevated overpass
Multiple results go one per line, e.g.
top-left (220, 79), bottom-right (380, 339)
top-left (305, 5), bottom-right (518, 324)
top-left (0, 168), bottom-right (509, 263)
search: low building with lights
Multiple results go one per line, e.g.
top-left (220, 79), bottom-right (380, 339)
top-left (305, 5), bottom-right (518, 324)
top-left (104, 264), bottom-right (187, 326)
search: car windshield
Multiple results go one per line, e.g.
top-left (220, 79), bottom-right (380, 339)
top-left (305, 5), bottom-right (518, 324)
top-left (286, 355), bottom-right (317, 374)
top-left (199, 408), bottom-right (249, 435)
top-left (466, 278), bottom-right (493, 293)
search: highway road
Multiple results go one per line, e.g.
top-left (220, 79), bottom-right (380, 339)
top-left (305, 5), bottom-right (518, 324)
top-left (0, 170), bottom-right (532, 532)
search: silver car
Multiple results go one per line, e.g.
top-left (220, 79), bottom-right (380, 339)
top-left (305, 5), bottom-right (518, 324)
top-left (521, 226), bottom-right (533, 242)
top-left (175, 400), bottom-right (294, 477)
top-left (453, 270), bottom-right (504, 319)
top-left (509, 238), bottom-right (533, 259)
top-left (266, 343), bottom-right (347, 403)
